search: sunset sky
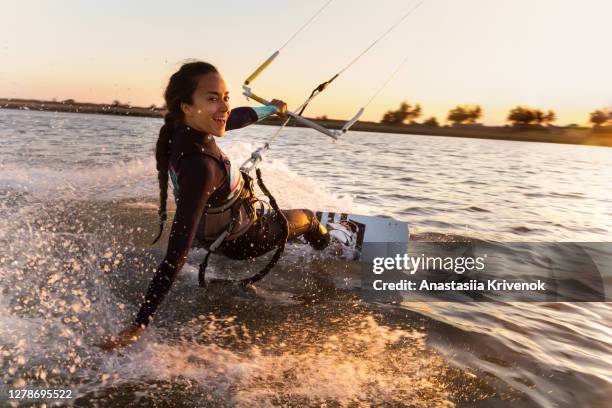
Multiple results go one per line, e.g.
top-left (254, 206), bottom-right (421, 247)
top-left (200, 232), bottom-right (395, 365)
top-left (1, 0), bottom-right (610, 125)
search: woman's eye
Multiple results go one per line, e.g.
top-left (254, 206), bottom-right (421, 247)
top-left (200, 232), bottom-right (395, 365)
top-left (209, 97), bottom-right (218, 102)
top-left (224, 96), bottom-right (230, 102)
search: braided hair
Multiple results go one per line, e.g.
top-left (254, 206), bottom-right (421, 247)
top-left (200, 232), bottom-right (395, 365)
top-left (151, 61), bottom-right (218, 243)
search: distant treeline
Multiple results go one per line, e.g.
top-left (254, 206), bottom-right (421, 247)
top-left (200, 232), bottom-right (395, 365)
top-left (3, 97), bottom-right (611, 129)
top-left (2, 97), bottom-right (611, 147)
top-left (0, 98), bottom-right (164, 118)
top-left (381, 102), bottom-right (612, 129)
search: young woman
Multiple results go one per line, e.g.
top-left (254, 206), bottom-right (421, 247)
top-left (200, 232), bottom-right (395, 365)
top-left (102, 61), bottom-right (329, 350)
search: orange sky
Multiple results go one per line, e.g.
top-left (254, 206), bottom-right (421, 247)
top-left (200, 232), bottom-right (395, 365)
top-left (1, 0), bottom-right (610, 125)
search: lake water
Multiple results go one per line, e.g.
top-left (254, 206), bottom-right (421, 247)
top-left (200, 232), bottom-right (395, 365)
top-left (0, 109), bottom-right (610, 407)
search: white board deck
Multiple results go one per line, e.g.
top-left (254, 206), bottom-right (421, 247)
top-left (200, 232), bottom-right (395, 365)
top-left (314, 211), bottom-right (409, 262)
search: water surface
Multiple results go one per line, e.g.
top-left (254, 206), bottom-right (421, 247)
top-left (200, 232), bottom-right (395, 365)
top-left (0, 110), bottom-right (610, 407)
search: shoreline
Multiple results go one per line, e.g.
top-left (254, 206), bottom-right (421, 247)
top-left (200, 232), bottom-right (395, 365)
top-left (0, 98), bottom-right (163, 118)
top-left (2, 98), bottom-right (611, 147)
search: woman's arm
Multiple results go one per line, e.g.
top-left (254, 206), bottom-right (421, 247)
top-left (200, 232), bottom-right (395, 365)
top-left (226, 100), bottom-right (287, 131)
top-left (100, 155), bottom-right (222, 350)
top-left (134, 156), bottom-right (220, 327)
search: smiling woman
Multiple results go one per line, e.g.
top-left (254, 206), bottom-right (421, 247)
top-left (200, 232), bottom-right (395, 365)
top-left (100, 60), bottom-right (331, 350)
top-left (181, 70), bottom-right (231, 136)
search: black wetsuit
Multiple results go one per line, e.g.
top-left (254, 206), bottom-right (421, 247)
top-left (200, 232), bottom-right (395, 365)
top-left (134, 107), bottom-right (328, 327)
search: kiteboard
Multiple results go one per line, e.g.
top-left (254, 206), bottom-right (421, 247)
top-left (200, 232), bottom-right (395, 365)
top-left (310, 211), bottom-right (409, 262)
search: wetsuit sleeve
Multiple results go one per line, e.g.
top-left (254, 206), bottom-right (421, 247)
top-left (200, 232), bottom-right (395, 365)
top-left (133, 155), bottom-right (222, 327)
top-left (252, 106), bottom-right (278, 120)
top-left (226, 107), bottom-right (258, 131)
top-left (226, 106), bottom-right (278, 130)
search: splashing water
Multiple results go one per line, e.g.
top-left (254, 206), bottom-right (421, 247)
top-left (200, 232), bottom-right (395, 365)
top-left (0, 110), bottom-right (611, 407)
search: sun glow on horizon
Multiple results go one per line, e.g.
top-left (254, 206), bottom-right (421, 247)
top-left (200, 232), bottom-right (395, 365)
top-left (0, 0), bottom-right (610, 126)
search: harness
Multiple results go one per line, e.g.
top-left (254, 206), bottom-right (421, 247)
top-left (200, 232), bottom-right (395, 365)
top-left (167, 145), bottom-right (287, 288)
top-left (169, 151), bottom-right (256, 243)
top-left (197, 167), bottom-right (288, 288)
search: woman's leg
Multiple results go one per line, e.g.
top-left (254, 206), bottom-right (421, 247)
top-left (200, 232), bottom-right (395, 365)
top-left (282, 209), bottom-right (329, 248)
top-left (218, 209), bottom-right (329, 260)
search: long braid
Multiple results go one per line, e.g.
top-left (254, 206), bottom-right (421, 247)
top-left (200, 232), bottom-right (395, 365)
top-left (151, 113), bottom-right (174, 243)
top-left (151, 61), bottom-right (218, 244)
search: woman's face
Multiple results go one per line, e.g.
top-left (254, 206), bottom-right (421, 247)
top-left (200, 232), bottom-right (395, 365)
top-left (181, 72), bottom-right (230, 136)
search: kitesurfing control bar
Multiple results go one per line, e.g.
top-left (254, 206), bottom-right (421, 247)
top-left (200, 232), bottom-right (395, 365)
top-left (243, 86), bottom-right (340, 140)
top-left (341, 107), bottom-right (364, 133)
top-left (244, 51), bottom-right (279, 85)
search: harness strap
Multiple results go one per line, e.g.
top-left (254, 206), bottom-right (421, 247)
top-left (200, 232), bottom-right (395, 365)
top-left (197, 168), bottom-right (289, 288)
top-left (238, 168), bottom-right (289, 287)
top-left (198, 205), bottom-right (238, 287)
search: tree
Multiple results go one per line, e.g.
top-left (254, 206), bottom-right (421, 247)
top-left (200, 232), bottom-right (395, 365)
top-left (404, 102), bottom-right (422, 123)
top-left (446, 105), bottom-right (482, 125)
top-left (589, 109), bottom-right (611, 126)
top-left (507, 106), bottom-right (556, 126)
top-left (543, 110), bottom-right (556, 125)
top-left (507, 106), bottom-right (535, 125)
top-left (533, 109), bottom-right (545, 124)
top-left (423, 117), bottom-right (439, 127)
top-left (381, 110), bottom-right (400, 124)
top-left (381, 101), bottom-right (422, 125)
